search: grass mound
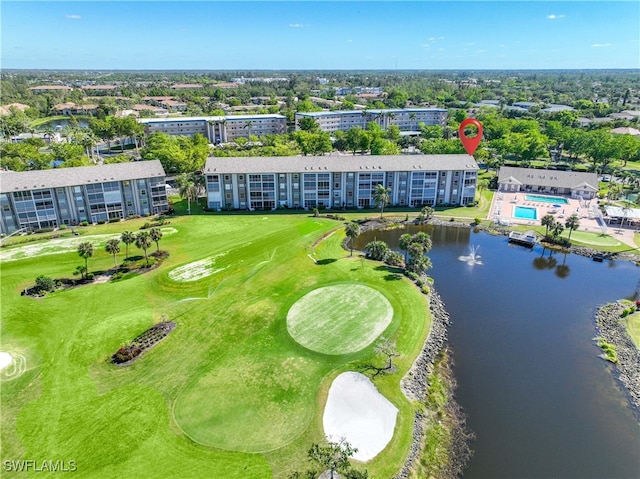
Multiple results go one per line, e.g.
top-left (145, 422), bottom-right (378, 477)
top-left (286, 284), bottom-right (393, 355)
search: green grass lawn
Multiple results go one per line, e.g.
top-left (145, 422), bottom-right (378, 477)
top-left (286, 284), bottom-right (393, 355)
top-left (1, 213), bottom-right (430, 478)
top-left (624, 312), bottom-right (640, 348)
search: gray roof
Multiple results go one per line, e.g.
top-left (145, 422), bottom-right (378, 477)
top-left (296, 108), bottom-right (447, 118)
top-left (497, 166), bottom-right (598, 190)
top-left (204, 154), bottom-right (478, 174)
top-left (0, 160), bottom-right (165, 193)
top-left (139, 114), bottom-right (285, 124)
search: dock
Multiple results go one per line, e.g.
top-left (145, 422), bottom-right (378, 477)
top-left (508, 230), bottom-right (537, 247)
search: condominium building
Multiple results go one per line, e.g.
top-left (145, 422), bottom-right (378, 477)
top-left (295, 108), bottom-right (448, 133)
top-left (138, 114), bottom-right (287, 143)
top-left (203, 154), bottom-right (477, 211)
top-left (0, 161), bottom-right (168, 234)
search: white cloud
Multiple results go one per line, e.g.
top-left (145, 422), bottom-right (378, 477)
top-left (547, 14), bottom-right (565, 20)
top-left (289, 23), bottom-right (305, 28)
top-left (347, 39), bottom-right (352, 43)
top-left (592, 43), bottom-right (612, 48)
top-left (421, 43), bottom-right (431, 48)
top-left (476, 50), bottom-right (488, 54)
top-left (65, 14), bottom-right (81, 20)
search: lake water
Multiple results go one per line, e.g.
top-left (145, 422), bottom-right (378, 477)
top-left (355, 225), bottom-right (640, 478)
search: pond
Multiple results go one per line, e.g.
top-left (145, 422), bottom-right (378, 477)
top-left (355, 224), bottom-right (640, 478)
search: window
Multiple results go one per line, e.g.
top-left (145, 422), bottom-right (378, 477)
top-left (141, 190), bottom-right (146, 195)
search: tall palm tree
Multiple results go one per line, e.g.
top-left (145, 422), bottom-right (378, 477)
top-left (541, 214), bottom-right (555, 236)
top-left (135, 231), bottom-right (152, 267)
top-left (179, 180), bottom-right (199, 215)
top-left (105, 238), bottom-right (121, 267)
top-left (243, 120), bottom-right (253, 138)
top-left (345, 222), bottom-right (361, 257)
top-left (149, 227), bottom-right (163, 252)
top-left (373, 184), bottom-right (392, 218)
top-left (399, 233), bottom-right (413, 264)
top-left (121, 230), bottom-right (136, 259)
top-left (77, 241), bottom-right (94, 279)
top-left (565, 214), bottom-right (580, 241)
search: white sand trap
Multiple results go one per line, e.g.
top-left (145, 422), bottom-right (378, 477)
top-left (0, 352), bottom-right (12, 371)
top-left (323, 371), bottom-right (398, 462)
top-left (169, 253), bottom-right (227, 282)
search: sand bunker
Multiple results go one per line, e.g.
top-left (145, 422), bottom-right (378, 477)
top-left (169, 253), bottom-right (228, 282)
top-left (0, 352), bottom-right (12, 371)
top-left (323, 371), bottom-right (398, 462)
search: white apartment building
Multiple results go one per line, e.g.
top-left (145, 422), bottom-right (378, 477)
top-left (295, 108), bottom-right (448, 133)
top-left (139, 114), bottom-right (287, 143)
top-left (203, 154), bottom-right (477, 211)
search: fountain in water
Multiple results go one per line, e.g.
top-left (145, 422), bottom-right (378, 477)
top-left (458, 244), bottom-right (483, 266)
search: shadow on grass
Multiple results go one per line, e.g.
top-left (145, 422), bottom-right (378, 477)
top-left (383, 273), bottom-right (403, 281)
top-left (316, 258), bottom-right (337, 265)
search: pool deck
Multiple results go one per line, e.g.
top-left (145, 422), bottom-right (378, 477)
top-left (488, 191), bottom-right (639, 248)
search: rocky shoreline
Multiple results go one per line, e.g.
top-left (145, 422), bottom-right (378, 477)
top-left (394, 290), bottom-right (473, 479)
top-left (594, 301), bottom-right (640, 416)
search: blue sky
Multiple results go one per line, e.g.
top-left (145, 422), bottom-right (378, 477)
top-left (2, 1), bottom-right (638, 70)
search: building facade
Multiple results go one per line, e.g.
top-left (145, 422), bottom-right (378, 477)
top-left (139, 114), bottom-right (287, 143)
top-left (497, 166), bottom-right (599, 199)
top-left (294, 108), bottom-right (448, 133)
top-left (0, 161), bottom-right (168, 234)
top-left (203, 154), bottom-right (478, 211)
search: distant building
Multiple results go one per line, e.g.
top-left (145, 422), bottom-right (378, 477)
top-left (53, 102), bottom-right (98, 116)
top-left (0, 161), bottom-right (168, 234)
top-left (131, 104), bottom-right (169, 117)
top-left (540, 104), bottom-right (575, 113)
top-left (497, 166), bottom-right (598, 199)
top-left (80, 85), bottom-right (120, 94)
top-left (170, 83), bottom-right (203, 89)
top-left (610, 127), bottom-right (640, 137)
top-left (512, 101), bottom-right (537, 110)
top-left (138, 114), bottom-right (287, 143)
top-left (159, 99), bottom-right (188, 112)
top-left (202, 154), bottom-right (478, 210)
top-left (295, 108), bottom-right (447, 133)
top-left (29, 85), bottom-right (73, 93)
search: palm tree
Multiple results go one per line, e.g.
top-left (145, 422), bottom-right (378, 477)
top-left (149, 227), bottom-right (163, 252)
top-left (77, 241), bottom-right (94, 279)
top-left (541, 214), bottom-right (555, 236)
top-left (135, 231), bottom-right (152, 267)
top-left (552, 221), bottom-right (564, 238)
top-left (179, 180), bottom-right (199, 215)
top-left (373, 184), bottom-right (392, 218)
top-left (399, 233), bottom-right (413, 264)
top-left (345, 222), bottom-right (361, 257)
top-left (105, 238), bottom-right (121, 267)
top-left (565, 214), bottom-right (580, 241)
top-left (243, 120), bottom-right (253, 138)
top-left (121, 231), bottom-right (136, 259)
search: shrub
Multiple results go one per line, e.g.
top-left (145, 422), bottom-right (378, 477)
top-left (80, 221), bottom-right (89, 227)
top-left (59, 224), bottom-right (67, 230)
top-left (85, 273), bottom-right (95, 281)
top-left (474, 218), bottom-right (482, 225)
top-left (421, 285), bottom-right (430, 295)
top-left (405, 271), bottom-right (419, 281)
top-left (364, 240), bottom-right (390, 261)
top-left (141, 222), bottom-right (151, 230)
top-left (597, 339), bottom-right (618, 363)
top-left (35, 275), bottom-right (56, 293)
top-left (384, 251), bottom-right (404, 266)
top-left (109, 218), bottom-right (120, 223)
top-left (449, 217), bottom-right (455, 222)
top-left (97, 219), bottom-right (106, 225)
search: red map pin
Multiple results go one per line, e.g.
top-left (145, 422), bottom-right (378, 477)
top-left (458, 118), bottom-right (483, 156)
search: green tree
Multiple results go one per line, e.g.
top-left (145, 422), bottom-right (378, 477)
top-left (307, 441), bottom-right (357, 479)
top-left (373, 184), bottom-right (391, 218)
top-left (406, 242), bottom-right (432, 275)
top-left (370, 137), bottom-right (400, 155)
top-left (551, 221), bottom-right (565, 238)
top-left (149, 227), bottom-right (163, 252)
top-left (135, 231), bottom-right (152, 267)
top-left (297, 116), bottom-right (320, 132)
top-left (541, 214), bottom-right (555, 236)
top-left (565, 214), bottom-right (580, 241)
top-left (77, 241), bottom-right (94, 279)
top-left (105, 238), bottom-right (121, 267)
top-left (345, 222), bottom-right (361, 257)
top-left (121, 230), bottom-right (136, 259)
top-left (399, 233), bottom-right (413, 264)
top-left (177, 173), bottom-right (201, 215)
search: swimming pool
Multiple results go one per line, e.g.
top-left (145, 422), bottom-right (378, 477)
top-left (525, 194), bottom-right (569, 204)
top-left (514, 206), bottom-right (538, 220)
